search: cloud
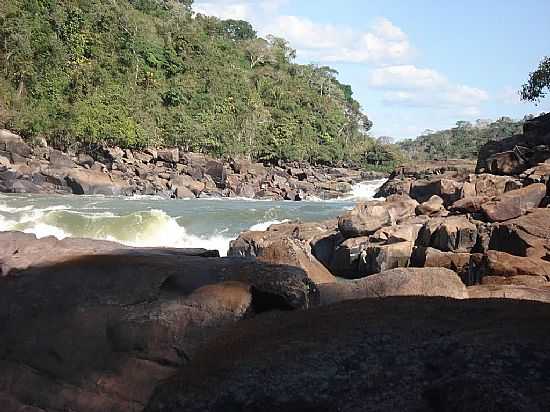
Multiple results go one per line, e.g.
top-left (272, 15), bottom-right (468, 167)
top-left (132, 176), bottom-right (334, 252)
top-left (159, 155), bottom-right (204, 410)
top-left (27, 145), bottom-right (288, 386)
top-left (370, 65), bottom-right (489, 113)
top-left (194, 2), bottom-right (412, 64)
top-left (265, 16), bottom-right (413, 64)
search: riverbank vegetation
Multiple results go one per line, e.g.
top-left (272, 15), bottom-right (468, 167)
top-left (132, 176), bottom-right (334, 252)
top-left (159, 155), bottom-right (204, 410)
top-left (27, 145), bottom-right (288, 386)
top-left (0, 0), bottom-right (402, 169)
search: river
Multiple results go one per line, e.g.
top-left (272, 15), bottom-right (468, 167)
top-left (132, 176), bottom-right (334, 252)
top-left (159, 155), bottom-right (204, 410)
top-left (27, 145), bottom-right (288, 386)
top-left (0, 179), bottom-right (385, 256)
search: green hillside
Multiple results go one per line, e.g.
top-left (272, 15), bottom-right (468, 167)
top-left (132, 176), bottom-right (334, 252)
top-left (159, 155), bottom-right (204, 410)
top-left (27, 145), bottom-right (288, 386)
top-left (0, 0), bottom-right (397, 166)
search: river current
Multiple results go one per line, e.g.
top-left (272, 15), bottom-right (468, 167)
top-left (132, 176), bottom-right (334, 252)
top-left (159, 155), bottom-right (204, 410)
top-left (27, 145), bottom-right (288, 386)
top-left (0, 179), bottom-right (385, 256)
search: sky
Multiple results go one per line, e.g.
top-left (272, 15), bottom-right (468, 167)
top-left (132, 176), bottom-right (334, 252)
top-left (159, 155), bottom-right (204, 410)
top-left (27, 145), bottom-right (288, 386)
top-left (193, 0), bottom-right (550, 140)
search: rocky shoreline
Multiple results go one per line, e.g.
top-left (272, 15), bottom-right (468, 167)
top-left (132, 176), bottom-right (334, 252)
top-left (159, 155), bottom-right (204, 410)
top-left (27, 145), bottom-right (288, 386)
top-left (0, 130), bottom-right (384, 200)
top-left (2, 112), bottom-right (550, 411)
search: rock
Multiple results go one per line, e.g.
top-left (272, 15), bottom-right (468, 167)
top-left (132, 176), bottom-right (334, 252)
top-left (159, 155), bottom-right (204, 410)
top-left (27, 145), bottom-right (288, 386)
top-left (319, 267), bottom-right (467, 305)
top-left (374, 177), bottom-right (412, 198)
top-left (472, 173), bottom-right (521, 197)
top-left (49, 149), bottom-right (74, 168)
top-left (338, 195), bottom-right (418, 238)
top-left (450, 196), bottom-right (490, 213)
top-left (416, 195), bottom-right (444, 216)
top-left (411, 247), bottom-right (481, 285)
top-left (489, 208), bottom-right (550, 257)
top-left (360, 241), bottom-right (414, 275)
top-left (0, 232), bottom-right (318, 412)
top-left (171, 175), bottom-right (204, 197)
top-left (481, 183), bottom-right (546, 222)
top-left (134, 151), bottom-right (154, 164)
top-left (228, 222), bottom-right (337, 285)
top-left (418, 215), bottom-right (478, 253)
top-left (67, 169), bottom-right (130, 196)
top-left (329, 236), bottom-right (370, 277)
top-left (145, 297), bottom-right (550, 412)
top-left (410, 178), bottom-right (463, 206)
top-left (77, 153), bottom-right (95, 168)
top-left (480, 250), bottom-right (550, 281)
top-left (0, 129), bottom-right (31, 157)
top-left (205, 160), bottom-right (227, 188)
top-left (174, 185), bottom-right (195, 199)
top-left (468, 284), bottom-right (550, 303)
top-left (157, 148), bottom-right (179, 163)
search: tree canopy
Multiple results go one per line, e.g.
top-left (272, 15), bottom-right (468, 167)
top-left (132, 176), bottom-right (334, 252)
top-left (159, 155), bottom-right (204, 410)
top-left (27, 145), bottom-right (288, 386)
top-left (0, 0), bottom-right (397, 168)
top-left (521, 56), bottom-right (550, 104)
top-left (398, 117), bottom-right (524, 161)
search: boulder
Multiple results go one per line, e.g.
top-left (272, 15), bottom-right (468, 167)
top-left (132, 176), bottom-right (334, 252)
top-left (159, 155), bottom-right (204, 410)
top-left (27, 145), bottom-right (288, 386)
top-left (410, 178), bottom-right (463, 206)
top-left (170, 175), bottom-right (205, 197)
top-left (480, 250), bottom-right (550, 281)
top-left (360, 241), bottom-right (414, 275)
top-left (228, 221), bottom-right (338, 285)
top-left (488, 208), bottom-right (550, 257)
top-left (145, 297), bottom-right (550, 412)
top-left (49, 149), bottom-right (75, 168)
top-left (157, 148), bottom-right (179, 163)
top-left (481, 183), bottom-right (546, 222)
top-left (418, 215), bottom-right (478, 253)
top-left (205, 160), bottom-right (227, 188)
top-left (416, 195), bottom-right (444, 216)
top-left (329, 236), bottom-right (369, 278)
top-left (77, 153), bottom-right (95, 168)
top-left (319, 268), bottom-right (467, 305)
top-left (450, 196), bottom-right (490, 213)
top-left (374, 177), bottom-right (412, 198)
top-left (0, 232), bottom-right (319, 412)
top-left (411, 247), bottom-right (481, 285)
top-left (66, 169), bottom-right (131, 196)
top-left (338, 195), bottom-right (418, 238)
top-left (0, 129), bottom-right (31, 157)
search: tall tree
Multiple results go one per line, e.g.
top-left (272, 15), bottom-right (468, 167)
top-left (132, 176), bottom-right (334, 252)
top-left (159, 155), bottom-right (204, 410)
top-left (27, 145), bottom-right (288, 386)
top-left (520, 56), bottom-right (550, 104)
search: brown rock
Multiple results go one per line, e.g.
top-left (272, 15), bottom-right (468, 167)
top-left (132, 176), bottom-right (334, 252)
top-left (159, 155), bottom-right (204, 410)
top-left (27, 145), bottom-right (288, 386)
top-left (450, 196), bottom-right (490, 213)
top-left (416, 195), bottom-right (444, 216)
top-left (67, 169), bottom-right (131, 196)
top-left (482, 183), bottom-right (546, 222)
top-left (157, 148), bottom-right (179, 163)
top-left (360, 241), bottom-right (414, 275)
top-left (468, 284), bottom-right (550, 303)
top-left (0, 129), bottom-right (31, 157)
top-left (319, 267), bottom-right (467, 305)
top-left (481, 250), bottom-right (550, 280)
top-left (329, 236), bottom-right (370, 277)
top-left (338, 196), bottom-right (418, 238)
top-left (418, 216), bottom-right (478, 253)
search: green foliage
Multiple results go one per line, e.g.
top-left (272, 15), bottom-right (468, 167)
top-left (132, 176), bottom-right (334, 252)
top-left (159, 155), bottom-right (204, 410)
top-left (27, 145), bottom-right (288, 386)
top-left (0, 0), bottom-right (393, 167)
top-left (398, 118), bottom-right (524, 161)
top-left (521, 56), bottom-right (550, 104)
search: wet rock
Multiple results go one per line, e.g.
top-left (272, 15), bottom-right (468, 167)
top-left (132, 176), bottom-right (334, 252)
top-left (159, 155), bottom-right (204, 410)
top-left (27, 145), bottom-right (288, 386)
top-left (481, 183), bottom-right (546, 222)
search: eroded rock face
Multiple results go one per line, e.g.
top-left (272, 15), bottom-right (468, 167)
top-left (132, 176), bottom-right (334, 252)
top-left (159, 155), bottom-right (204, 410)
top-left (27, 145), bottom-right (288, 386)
top-left (144, 297), bottom-right (550, 412)
top-left (0, 232), bottom-right (319, 412)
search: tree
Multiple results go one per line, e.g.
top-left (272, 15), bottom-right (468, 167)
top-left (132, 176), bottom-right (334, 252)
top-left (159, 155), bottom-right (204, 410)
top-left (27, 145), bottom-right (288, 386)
top-left (520, 56), bottom-right (550, 104)
top-left (221, 19), bottom-right (256, 41)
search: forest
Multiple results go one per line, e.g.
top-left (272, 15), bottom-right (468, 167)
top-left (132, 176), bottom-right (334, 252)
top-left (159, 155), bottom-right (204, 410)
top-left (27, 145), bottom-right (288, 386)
top-left (0, 0), bottom-right (401, 167)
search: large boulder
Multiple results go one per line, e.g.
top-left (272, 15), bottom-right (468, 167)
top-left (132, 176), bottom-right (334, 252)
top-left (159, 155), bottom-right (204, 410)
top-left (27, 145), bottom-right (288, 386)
top-left (481, 183), bottom-right (546, 222)
top-left (319, 267), bottom-right (467, 305)
top-left (66, 169), bottom-right (131, 196)
top-left (360, 241), bottom-right (414, 275)
top-left (204, 160), bottom-right (227, 188)
top-left (417, 215), bottom-right (478, 253)
top-left (0, 232), bottom-right (318, 412)
top-left (0, 129), bottom-right (32, 157)
top-left (416, 195), bottom-right (444, 216)
top-left (489, 208), bottom-right (550, 257)
top-left (338, 195), bottom-right (418, 238)
top-left (144, 297), bottom-right (550, 412)
top-left (170, 174), bottom-right (205, 197)
top-left (479, 250), bottom-right (550, 282)
top-left (228, 221), bottom-right (337, 285)
top-left (411, 247), bottom-right (479, 285)
top-left (157, 148), bottom-right (179, 163)
top-left (410, 178), bottom-right (463, 206)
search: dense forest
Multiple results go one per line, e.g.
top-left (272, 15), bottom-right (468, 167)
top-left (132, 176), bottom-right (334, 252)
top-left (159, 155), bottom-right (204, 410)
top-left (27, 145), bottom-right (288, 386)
top-left (0, 0), bottom-right (401, 167)
top-left (398, 117), bottom-right (526, 161)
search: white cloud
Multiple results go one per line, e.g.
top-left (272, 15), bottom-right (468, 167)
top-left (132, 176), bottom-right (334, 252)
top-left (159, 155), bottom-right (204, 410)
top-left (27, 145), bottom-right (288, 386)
top-left (194, 2), bottom-right (412, 64)
top-left (370, 65), bottom-right (489, 114)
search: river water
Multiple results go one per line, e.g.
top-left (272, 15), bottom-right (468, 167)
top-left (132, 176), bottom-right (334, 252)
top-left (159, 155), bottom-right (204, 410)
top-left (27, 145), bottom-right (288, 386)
top-left (0, 179), bottom-right (385, 256)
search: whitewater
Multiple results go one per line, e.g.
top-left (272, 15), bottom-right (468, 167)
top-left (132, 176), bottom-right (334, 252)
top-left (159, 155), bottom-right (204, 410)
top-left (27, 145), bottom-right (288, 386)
top-left (0, 179), bottom-right (385, 256)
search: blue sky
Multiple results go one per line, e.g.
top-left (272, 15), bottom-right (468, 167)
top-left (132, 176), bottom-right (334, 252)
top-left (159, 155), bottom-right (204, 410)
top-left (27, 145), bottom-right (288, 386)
top-left (194, 0), bottom-right (550, 139)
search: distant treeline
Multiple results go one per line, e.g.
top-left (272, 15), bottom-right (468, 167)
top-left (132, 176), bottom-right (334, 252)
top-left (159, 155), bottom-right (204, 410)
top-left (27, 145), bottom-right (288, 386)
top-left (0, 0), bottom-right (399, 169)
top-left (398, 117), bottom-right (528, 161)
